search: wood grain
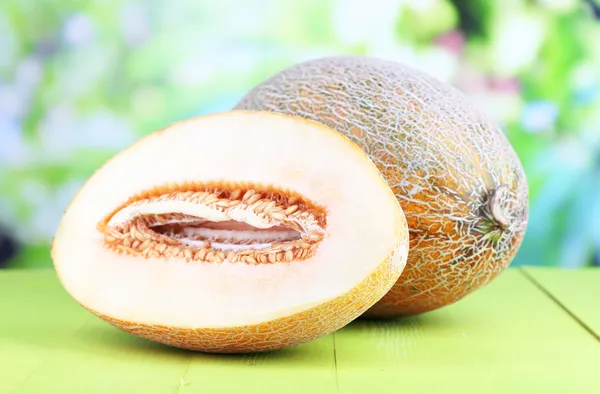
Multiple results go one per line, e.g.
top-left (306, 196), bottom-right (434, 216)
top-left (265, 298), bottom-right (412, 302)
top-left (0, 269), bottom-right (336, 394)
top-left (333, 269), bottom-right (600, 394)
top-left (178, 337), bottom-right (337, 394)
top-left (0, 270), bottom-right (191, 394)
top-left (523, 267), bottom-right (600, 340)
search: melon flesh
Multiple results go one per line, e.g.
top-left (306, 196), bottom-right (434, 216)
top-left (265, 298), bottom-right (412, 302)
top-left (235, 56), bottom-right (529, 316)
top-left (52, 111), bottom-right (409, 353)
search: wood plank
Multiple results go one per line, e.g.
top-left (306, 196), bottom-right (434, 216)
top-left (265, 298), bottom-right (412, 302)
top-left (0, 270), bottom-right (337, 394)
top-left (523, 267), bottom-right (600, 340)
top-left (178, 337), bottom-right (337, 394)
top-left (333, 270), bottom-right (600, 394)
top-left (0, 270), bottom-right (191, 394)
top-left (0, 270), bottom-right (90, 394)
top-left (2, 268), bottom-right (599, 394)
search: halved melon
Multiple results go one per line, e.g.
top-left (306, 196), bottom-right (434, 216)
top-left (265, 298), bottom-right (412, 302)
top-left (52, 111), bottom-right (409, 353)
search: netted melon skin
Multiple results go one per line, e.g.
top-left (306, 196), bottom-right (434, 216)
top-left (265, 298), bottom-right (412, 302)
top-left (235, 56), bottom-right (529, 316)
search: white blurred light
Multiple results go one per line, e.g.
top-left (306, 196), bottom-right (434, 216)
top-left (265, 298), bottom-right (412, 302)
top-left (0, 85), bottom-right (27, 118)
top-left (413, 48), bottom-right (458, 83)
top-left (216, 45), bottom-right (262, 73)
top-left (171, 54), bottom-right (219, 86)
top-left (52, 45), bottom-right (116, 100)
top-left (78, 112), bottom-right (135, 150)
top-left (556, 137), bottom-right (590, 169)
top-left (20, 179), bottom-right (50, 210)
top-left (470, 92), bottom-right (522, 125)
top-left (0, 13), bottom-right (17, 69)
top-left (332, 0), bottom-right (400, 46)
top-left (171, 45), bottom-right (261, 87)
top-left (20, 179), bottom-right (53, 241)
top-left (493, 14), bottom-right (546, 74)
top-left (120, 3), bottom-right (151, 46)
top-left (29, 179), bottom-right (84, 242)
top-left (63, 13), bottom-right (97, 47)
top-left (15, 57), bottom-right (43, 92)
top-left (39, 105), bottom-right (135, 160)
top-left (131, 86), bottom-right (165, 117)
top-left (404, 0), bottom-right (438, 12)
top-left (0, 118), bottom-right (31, 165)
top-left (38, 105), bottom-right (79, 160)
top-left (537, 0), bottom-right (578, 12)
top-left (521, 101), bottom-right (558, 133)
top-left (570, 62), bottom-right (598, 90)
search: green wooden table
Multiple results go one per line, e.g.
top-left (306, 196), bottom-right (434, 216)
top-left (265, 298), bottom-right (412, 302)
top-left (1, 268), bottom-right (599, 394)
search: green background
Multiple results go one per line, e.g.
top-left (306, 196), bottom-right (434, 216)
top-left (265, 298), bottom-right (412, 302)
top-left (1, 0), bottom-right (599, 268)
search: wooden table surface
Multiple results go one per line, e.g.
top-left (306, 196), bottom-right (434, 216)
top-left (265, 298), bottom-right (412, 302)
top-left (1, 268), bottom-right (599, 394)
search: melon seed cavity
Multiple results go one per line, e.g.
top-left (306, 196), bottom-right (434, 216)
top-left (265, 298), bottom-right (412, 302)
top-left (98, 183), bottom-right (327, 264)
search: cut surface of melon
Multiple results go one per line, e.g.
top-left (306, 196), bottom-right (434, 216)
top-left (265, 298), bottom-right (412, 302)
top-left (52, 111), bottom-right (409, 353)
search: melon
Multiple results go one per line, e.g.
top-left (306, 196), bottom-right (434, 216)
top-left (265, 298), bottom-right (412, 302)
top-left (52, 111), bottom-right (409, 352)
top-left (235, 56), bottom-right (529, 316)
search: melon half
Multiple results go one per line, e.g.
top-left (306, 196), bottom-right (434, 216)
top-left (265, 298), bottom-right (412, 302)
top-left (52, 111), bottom-right (409, 353)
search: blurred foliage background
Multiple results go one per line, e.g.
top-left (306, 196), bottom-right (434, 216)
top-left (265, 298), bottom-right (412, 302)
top-left (0, 0), bottom-right (599, 269)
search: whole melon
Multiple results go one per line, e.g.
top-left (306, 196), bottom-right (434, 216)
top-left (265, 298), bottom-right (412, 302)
top-left (235, 56), bottom-right (529, 317)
